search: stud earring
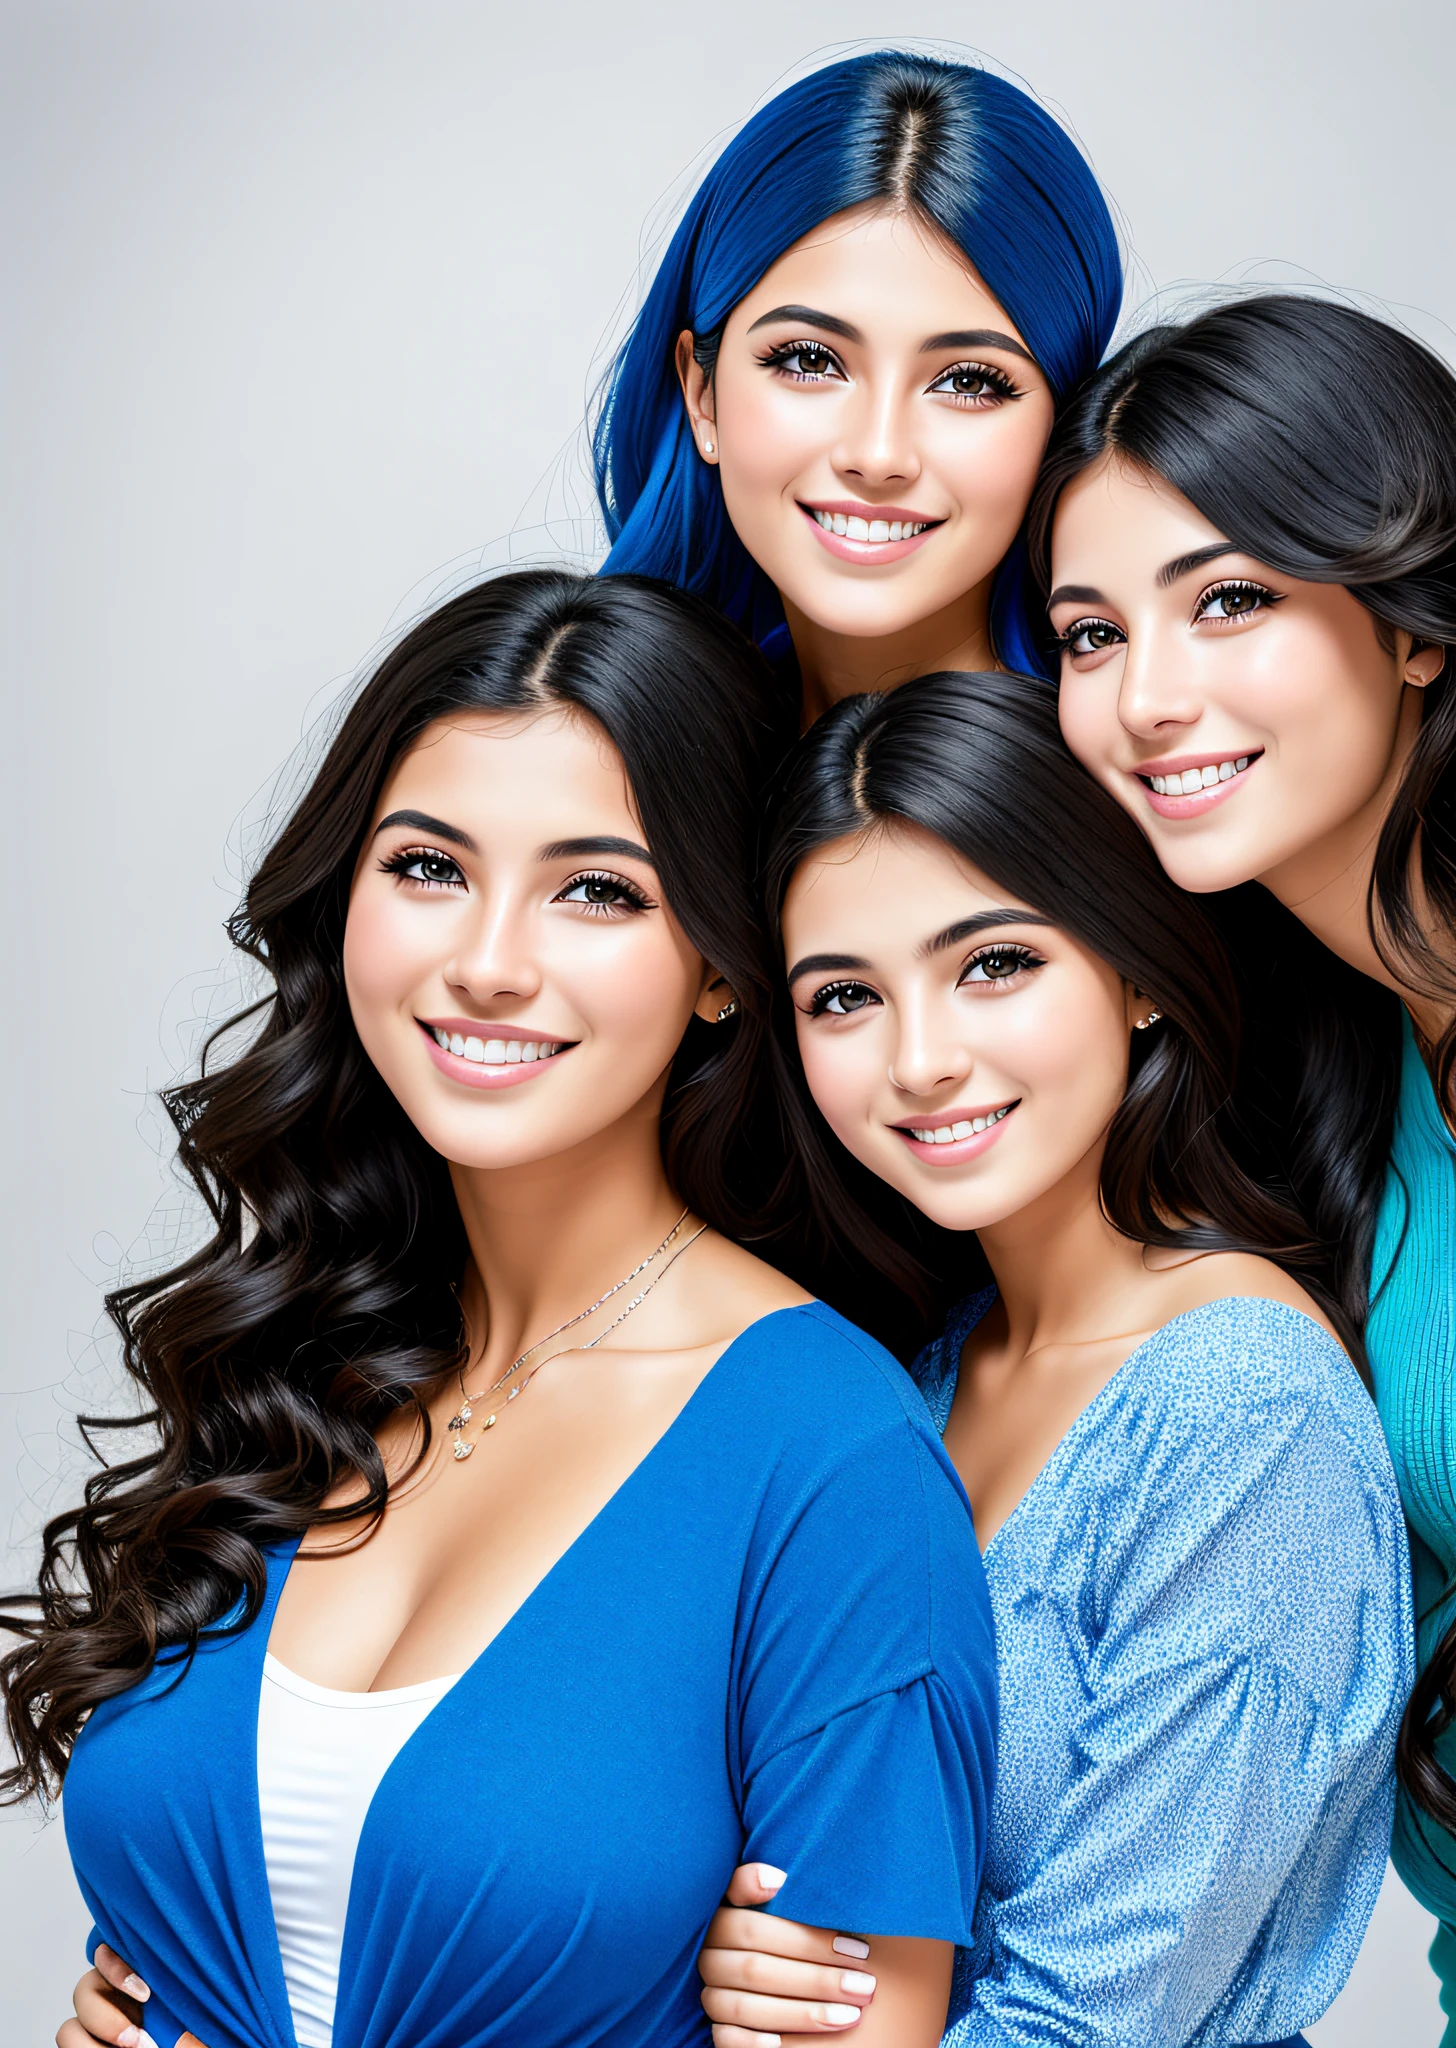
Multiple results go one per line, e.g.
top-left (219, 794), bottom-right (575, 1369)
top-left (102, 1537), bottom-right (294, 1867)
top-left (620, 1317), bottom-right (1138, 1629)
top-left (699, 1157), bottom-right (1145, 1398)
top-left (702, 437), bottom-right (715, 456)
top-left (716, 998), bottom-right (738, 1022)
top-left (1133, 1009), bottom-right (1163, 1030)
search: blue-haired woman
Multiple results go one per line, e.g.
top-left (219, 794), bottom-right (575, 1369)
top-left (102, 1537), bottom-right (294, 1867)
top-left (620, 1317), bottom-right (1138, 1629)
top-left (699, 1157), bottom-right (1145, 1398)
top-left (592, 50), bottom-right (1123, 718)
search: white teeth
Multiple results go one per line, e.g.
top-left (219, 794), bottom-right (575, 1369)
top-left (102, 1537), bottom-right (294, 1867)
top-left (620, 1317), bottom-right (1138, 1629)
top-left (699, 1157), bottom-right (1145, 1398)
top-left (1200, 764), bottom-right (1219, 787)
top-left (1151, 755), bottom-right (1255, 797)
top-left (1236, 755), bottom-right (1250, 771)
top-left (1218, 760), bottom-right (1235, 781)
top-left (912, 1106), bottom-right (1011, 1144)
top-left (435, 1029), bottom-right (562, 1066)
top-left (814, 509), bottom-right (928, 543)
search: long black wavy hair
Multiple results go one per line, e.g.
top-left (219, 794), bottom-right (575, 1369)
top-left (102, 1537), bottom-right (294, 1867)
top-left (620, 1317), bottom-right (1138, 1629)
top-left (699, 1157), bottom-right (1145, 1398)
top-left (1025, 293), bottom-right (1456, 1834)
top-left (760, 668), bottom-right (1360, 1363)
top-left (1, 568), bottom-right (788, 1802)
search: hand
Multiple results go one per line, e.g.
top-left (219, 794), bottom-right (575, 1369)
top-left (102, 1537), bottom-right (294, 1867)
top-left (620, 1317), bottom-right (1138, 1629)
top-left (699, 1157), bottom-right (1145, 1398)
top-left (56, 1946), bottom-right (207, 2048)
top-left (698, 1863), bottom-right (878, 2047)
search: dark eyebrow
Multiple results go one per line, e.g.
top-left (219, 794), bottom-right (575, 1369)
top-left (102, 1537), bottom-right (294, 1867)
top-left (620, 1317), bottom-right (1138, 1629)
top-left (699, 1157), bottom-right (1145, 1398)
top-left (920, 328), bottom-right (1038, 366)
top-left (540, 835), bottom-right (656, 868)
top-left (920, 910), bottom-right (1057, 957)
top-left (1157, 542), bottom-right (1239, 588)
top-left (745, 304), bottom-right (863, 344)
top-left (1046, 585), bottom-right (1107, 610)
top-left (786, 951), bottom-right (871, 988)
top-left (372, 809), bottom-right (477, 852)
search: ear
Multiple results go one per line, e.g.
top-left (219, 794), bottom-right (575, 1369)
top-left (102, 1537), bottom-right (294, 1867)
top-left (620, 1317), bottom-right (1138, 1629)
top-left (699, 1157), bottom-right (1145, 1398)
top-left (693, 967), bottom-right (739, 1025)
top-left (675, 330), bottom-right (719, 463)
top-left (1403, 638), bottom-right (1447, 689)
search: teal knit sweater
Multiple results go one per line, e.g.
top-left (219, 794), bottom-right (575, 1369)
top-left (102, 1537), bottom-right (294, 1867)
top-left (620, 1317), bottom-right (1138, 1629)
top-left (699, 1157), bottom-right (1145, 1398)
top-left (1369, 1011), bottom-right (1456, 2040)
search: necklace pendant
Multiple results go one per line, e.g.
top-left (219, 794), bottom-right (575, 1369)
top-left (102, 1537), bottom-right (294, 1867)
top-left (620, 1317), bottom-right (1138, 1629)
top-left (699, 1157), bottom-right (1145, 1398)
top-left (447, 1408), bottom-right (470, 1432)
top-left (451, 1437), bottom-right (475, 1461)
top-left (482, 1413), bottom-right (497, 1429)
top-left (506, 1385), bottom-right (520, 1401)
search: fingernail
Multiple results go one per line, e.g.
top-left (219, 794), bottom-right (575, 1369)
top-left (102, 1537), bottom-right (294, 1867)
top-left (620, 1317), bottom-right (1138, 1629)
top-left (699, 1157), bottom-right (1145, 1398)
top-left (123, 1976), bottom-right (151, 2001)
top-left (823, 2007), bottom-right (860, 2026)
top-left (118, 2030), bottom-right (139, 2048)
top-left (833, 1935), bottom-right (870, 1959)
top-left (757, 1863), bottom-right (787, 1891)
top-left (841, 1971), bottom-right (876, 1995)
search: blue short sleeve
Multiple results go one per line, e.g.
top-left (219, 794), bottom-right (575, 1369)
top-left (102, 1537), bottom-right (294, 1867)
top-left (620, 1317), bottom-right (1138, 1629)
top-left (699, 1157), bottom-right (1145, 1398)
top-left (731, 1308), bottom-right (997, 1944)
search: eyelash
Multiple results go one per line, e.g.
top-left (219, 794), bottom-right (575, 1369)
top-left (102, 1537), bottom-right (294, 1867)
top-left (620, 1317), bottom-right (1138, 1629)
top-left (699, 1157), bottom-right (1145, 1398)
top-left (1194, 578), bottom-right (1283, 624)
top-left (555, 869), bottom-right (653, 916)
top-left (805, 979), bottom-right (880, 1019)
top-left (959, 943), bottom-right (1044, 987)
top-left (756, 340), bottom-right (1020, 405)
top-left (375, 853), bottom-right (653, 916)
top-left (1054, 579), bottom-right (1285, 657)
top-left (378, 845), bottom-right (465, 890)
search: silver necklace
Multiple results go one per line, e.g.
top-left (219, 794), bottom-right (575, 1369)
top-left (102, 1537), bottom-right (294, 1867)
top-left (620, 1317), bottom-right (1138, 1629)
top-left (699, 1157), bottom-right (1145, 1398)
top-left (446, 1209), bottom-right (701, 1462)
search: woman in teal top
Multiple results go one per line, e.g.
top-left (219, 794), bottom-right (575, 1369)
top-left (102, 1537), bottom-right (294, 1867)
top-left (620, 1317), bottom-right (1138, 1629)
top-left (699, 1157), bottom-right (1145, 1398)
top-left (1033, 294), bottom-right (1456, 2031)
top-left (1372, 1016), bottom-right (1456, 2006)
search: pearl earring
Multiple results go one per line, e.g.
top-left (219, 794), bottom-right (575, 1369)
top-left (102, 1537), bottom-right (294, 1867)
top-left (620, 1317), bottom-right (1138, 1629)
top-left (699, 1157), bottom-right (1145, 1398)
top-left (702, 437), bottom-right (715, 456)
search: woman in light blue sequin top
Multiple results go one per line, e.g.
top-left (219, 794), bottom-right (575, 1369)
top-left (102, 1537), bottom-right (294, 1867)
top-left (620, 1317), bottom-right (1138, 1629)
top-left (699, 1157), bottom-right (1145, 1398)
top-left (695, 672), bottom-right (1410, 2048)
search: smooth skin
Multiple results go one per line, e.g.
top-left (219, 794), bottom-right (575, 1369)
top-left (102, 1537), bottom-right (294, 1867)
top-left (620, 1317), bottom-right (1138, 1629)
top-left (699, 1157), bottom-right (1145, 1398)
top-left (62, 707), bottom-right (953, 2048)
top-left (677, 203), bottom-right (1055, 723)
top-left (694, 821), bottom-right (1335, 2044)
top-left (1049, 453), bottom-right (1452, 1060)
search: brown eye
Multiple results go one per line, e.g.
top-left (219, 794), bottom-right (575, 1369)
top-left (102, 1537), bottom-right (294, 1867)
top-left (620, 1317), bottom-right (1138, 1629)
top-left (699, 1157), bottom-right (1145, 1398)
top-left (1062, 618), bottom-right (1125, 658)
top-left (1197, 581), bottom-right (1279, 623)
top-left (961, 945), bottom-right (1042, 987)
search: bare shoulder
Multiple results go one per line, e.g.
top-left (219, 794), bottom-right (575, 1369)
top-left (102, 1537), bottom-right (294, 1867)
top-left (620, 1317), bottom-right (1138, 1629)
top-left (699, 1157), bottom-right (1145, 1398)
top-left (691, 1229), bottom-right (815, 1336)
top-left (1145, 1246), bottom-right (1342, 1351)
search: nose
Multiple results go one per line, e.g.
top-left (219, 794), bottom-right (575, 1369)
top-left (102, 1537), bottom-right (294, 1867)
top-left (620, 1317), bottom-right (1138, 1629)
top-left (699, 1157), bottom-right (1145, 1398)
top-left (445, 889), bottom-right (543, 1007)
top-left (832, 375), bottom-right (921, 493)
top-left (887, 988), bottom-right (973, 1099)
top-left (1117, 623), bottom-right (1204, 741)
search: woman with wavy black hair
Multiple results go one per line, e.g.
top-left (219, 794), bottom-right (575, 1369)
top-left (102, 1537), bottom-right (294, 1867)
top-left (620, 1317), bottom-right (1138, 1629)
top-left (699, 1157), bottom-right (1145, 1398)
top-left (1031, 294), bottom-right (1456, 2036)
top-left (5, 570), bottom-right (996, 2048)
top-left (696, 670), bottom-right (1410, 2048)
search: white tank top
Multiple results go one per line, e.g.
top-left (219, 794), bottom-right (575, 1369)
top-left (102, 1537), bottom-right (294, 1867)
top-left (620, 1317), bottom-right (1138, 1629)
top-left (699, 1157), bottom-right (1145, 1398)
top-left (255, 1653), bottom-right (460, 2048)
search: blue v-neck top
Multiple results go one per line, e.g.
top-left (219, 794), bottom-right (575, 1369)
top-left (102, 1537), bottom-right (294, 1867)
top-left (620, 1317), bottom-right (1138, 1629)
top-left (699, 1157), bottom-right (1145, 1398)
top-left (62, 1303), bottom-right (997, 2048)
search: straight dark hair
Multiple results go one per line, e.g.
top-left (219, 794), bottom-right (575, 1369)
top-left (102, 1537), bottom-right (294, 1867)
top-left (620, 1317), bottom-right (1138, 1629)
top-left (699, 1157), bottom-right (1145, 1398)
top-left (1, 568), bottom-right (788, 1802)
top-left (762, 668), bottom-right (1360, 1364)
top-left (1026, 293), bottom-right (1456, 1832)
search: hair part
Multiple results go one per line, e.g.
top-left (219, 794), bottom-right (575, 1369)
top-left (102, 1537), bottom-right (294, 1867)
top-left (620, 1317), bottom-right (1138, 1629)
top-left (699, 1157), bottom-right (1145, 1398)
top-left (0, 569), bottom-right (788, 1802)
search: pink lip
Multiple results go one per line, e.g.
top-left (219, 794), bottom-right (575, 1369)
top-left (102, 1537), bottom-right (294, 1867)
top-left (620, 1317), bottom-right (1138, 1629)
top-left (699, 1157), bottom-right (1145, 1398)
top-left (419, 1021), bottom-right (573, 1092)
top-left (891, 1103), bottom-right (1018, 1166)
top-left (1136, 754), bottom-right (1262, 821)
top-left (798, 502), bottom-right (940, 567)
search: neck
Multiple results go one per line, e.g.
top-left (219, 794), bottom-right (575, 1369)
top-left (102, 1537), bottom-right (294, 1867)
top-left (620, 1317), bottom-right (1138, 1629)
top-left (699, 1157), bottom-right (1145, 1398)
top-left (786, 577), bottom-right (998, 727)
top-left (449, 1087), bottom-right (685, 1376)
top-left (1256, 688), bottom-right (1451, 1045)
top-left (973, 1141), bottom-right (1151, 1359)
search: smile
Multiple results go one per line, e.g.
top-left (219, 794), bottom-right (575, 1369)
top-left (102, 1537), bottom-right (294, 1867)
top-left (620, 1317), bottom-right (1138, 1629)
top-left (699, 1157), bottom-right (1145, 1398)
top-left (892, 1101), bottom-right (1018, 1162)
top-left (1135, 749), bottom-right (1264, 818)
top-left (419, 1019), bottom-right (574, 1090)
top-left (800, 501), bottom-right (942, 564)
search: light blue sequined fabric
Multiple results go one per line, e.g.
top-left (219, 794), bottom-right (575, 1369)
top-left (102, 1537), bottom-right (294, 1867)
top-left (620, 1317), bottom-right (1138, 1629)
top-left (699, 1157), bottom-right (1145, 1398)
top-left (915, 1293), bottom-right (1413, 2048)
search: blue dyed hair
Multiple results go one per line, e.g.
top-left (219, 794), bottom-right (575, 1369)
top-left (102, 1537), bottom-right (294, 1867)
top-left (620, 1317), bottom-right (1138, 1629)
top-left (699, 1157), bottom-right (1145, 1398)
top-left (593, 52), bottom-right (1123, 676)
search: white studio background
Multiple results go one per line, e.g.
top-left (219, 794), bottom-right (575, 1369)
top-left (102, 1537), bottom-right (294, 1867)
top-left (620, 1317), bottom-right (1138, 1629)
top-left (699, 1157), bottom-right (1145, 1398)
top-left (2, 1), bottom-right (1450, 2036)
